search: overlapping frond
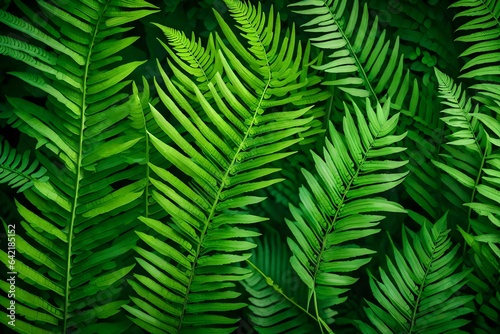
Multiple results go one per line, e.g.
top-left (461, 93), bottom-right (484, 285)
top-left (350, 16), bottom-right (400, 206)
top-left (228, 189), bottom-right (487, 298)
top-left (289, 0), bottom-right (411, 110)
top-left (433, 68), bottom-right (500, 331)
top-left (125, 1), bottom-right (319, 332)
top-left (357, 213), bottom-right (474, 333)
top-left (289, 0), bottom-right (446, 220)
top-left (285, 98), bottom-right (408, 326)
top-left (0, 138), bottom-right (48, 192)
top-left (431, 68), bottom-right (484, 215)
top-left (242, 229), bottom-right (316, 333)
top-left (154, 24), bottom-right (222, 97)
top-left (214, 0), bottom-right (330, 143)
top-left (459, 224), bottom-right (500, 332)
top-left (0, 0), bottom-right (157, 332)
top-left (451, 0), bottom-right (500, 81)
top-left (287, 41), bottom-right (331, 145)
top-left (451, 0), bottom-right (500, 117)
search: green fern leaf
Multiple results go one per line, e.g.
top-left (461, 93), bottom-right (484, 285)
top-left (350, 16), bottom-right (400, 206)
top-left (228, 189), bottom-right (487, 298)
top-left (285, 98), bottom-right (408, 326)
top-left (451, 0), bottom-right (500, 112)
top-left (154, 24), bottom-right (221, 95)
top-left (0, 138), bottom-right (48, 192)
top-left (242, 229), bottom-right (318, 333)
top-left (0, 0), bottom-right (158, 332)
top-left (451, 0), bottom-right (500, 80)
top-left (433, 68), bottom-right (500, 332)
top-left (360, 212), bottom-right (474, 334)
top-left (214, 2), bottom-right (330, 146)
top-left (125, 1), bottom-right (321, 332)
top-left (360, 215), bottom-right (474, 333)
top-left (431, 68), bottom-right (485, 214)
top-left (289, 0), bottom-right (447, 221)
top-left (289, 0), bottom-right (410, 109)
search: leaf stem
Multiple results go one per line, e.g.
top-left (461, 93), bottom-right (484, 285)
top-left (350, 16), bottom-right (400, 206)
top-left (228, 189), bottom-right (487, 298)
top-left (246, 259), bottom-right (332, 333)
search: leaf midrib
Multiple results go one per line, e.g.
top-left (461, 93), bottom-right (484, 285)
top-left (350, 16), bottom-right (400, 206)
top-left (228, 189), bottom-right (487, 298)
top-left (309, 114), bottom-right (388, 320)
top-left (480, 0), bottom-right (500, 33)
top-left (63, 1), bottom-right (108, 331)
top-left (440, 82), bottom-right (485, 245)
top-left (322, 0), bottom-right (378, 101)
top-left (186, 39), bottom-right (210, 85)
top-left (408, 231), bottom-right (439, 333)
top-left (176, 7), bottom-right (273, 331)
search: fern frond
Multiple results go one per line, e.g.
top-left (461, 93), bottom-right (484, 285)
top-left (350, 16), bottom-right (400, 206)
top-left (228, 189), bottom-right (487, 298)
top-left (285, 98), bottom-right (408, 326)
top-left (290, 41), bottom-right (330, 146)
top-left (431, 68), bottom-right (485, 216)
top-left (458, 205), bottom-right (500, 331)
top-left (153, 11), bottom-right (329, 150)
top-left (433, 68), bottom-right (500, 331)
top-left (289, 0), bottom-right (447, 220)
top-left (242, 229), bottom-right (317, 333)
top-left (0, 0), bottom-right (158, 332)
top-left (451, 0), bottom-right (500, 81)
top-left (154, 24), bottom-right (222, 98)
top-left (289, 0), bottom-right (410, 109)
top-left (461, 269), bottom-right (500, 332)
top-left (126, 1), bottom-right (320, 332)
top-left (0, 138), bottom-right (48, 192)
top-left (215, 1), bottom-right (331, 148)
top-left (359, 212), bottom-right (474, 333)
top-left (451, 0), bottom-right (500, 113)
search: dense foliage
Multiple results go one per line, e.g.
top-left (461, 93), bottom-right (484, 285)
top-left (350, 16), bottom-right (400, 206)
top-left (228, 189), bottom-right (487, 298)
top-left (0, 0), bottom-right (499, 333)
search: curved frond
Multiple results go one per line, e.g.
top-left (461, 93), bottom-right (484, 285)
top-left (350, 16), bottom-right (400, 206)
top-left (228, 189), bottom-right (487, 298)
top-left (360, 212), bottom-right (474, 333)
top-left (0, 0), bottom-right (158, 332)
top-left (289, 0), bottom-right (446, 221)
top-left (432, 68), bottom-right (484, 216)
top-left (286, 98), bottom-right (408, 326)
top-left (433, 68), bottom-right (500, 331)
top-left (451, 0), bottom-right (500, 81)
top-left (242, 229), bottom-right (317, 333)
top-left (0, 138), bottom-right (48, 192)
top-left (125, 1), bottom-right (321, 332)
top-left (451, 0), bottom-right (500, 113)
top-left (214, 1), bottom-right (330, 143)
top-left (154, 24), bottom-right (221, 95)
top-left (289, 0), bottom-right (410, 109)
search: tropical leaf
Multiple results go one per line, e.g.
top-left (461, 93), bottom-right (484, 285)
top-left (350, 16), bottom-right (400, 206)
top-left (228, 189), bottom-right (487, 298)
top-left (242, 228), bottom-right (317, 333)
top-left (0, 138), bottom-right (48, 192)
top-left (289, 0), bottom-right (411, 110)
top-left (0, 0), bottom-right (158, 332)
top-left (451, 0), bottom-right (500, 81)
top-left (451, 0), bottom-right (500, 115)
top-left (285, 98), bottom-right (408, 326)
top-left (154, 24), bottom-right (222, 96)
top-left (0, 0), bottom-right (497, 333)
top-left (288, 0), bottom-right (446, 224)
top-left (124, 1), bottom-right (321, 332)
top-left (358, 212), bottom-right (475, 334)
top-left (432, 68), bottom-right (485, 218)
top-left (433, 67), bottom-right (500, 332)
